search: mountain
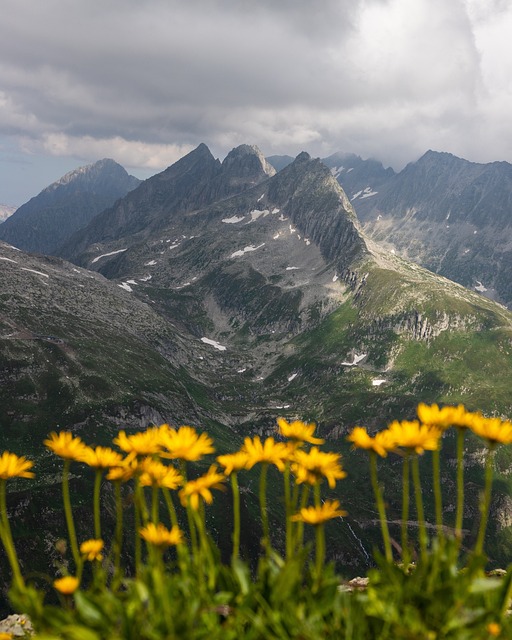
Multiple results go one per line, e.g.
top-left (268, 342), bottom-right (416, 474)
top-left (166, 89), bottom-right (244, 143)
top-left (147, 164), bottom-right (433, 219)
top-left (0, 204), bottom-right (16, 223)
top-left (322, 151), bottom-right (395, 202)
top-left (0, 159), bottom-right (140, 255)
top-left (351, 150), bottom-right (512, 308)
top-left (3, 144), bottom-right (512, 577)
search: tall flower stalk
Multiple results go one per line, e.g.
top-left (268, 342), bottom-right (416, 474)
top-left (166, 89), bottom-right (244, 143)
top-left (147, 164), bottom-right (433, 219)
top-left (369, 451), bottom-right (392, 562)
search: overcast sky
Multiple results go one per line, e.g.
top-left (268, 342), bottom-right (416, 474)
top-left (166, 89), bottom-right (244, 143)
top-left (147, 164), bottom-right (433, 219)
top-left (1, 0), bottom-right (512, 205)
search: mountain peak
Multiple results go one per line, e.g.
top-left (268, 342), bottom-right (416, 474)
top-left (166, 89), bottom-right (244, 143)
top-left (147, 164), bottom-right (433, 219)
top-left (222, 144), bottom-right (276, 179)
top-left (295, 151), bottom-right (311, 163)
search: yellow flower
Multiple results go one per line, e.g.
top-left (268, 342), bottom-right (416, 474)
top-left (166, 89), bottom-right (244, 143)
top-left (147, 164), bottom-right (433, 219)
top-left (160, 425), bottom-right (215, 461)
top-left (113, 427), bottom-right (162, 458)
top-left (139, 522), bottom-right (183, 548)
top-left (216, 451), bottom-right (249, 475)
top-left (277, 418), bottom-right (324, 445)
top-left (346, 426), bottom-right (396, 457)
top-left (0, 452), bottom-right (35, 480)
top-left (291, 447), bottom-right (346, 488)
top-left (291, 500), bottom-right (347, 525)
top-left (80, 538), bottom-right (104, 561)
top-left (81, 446), bottom-right (124, 469)
top-left (106, 457), bottom-right (139, 483)
top-left (53, 575), bottom-right (79, 595)
top-left (469, 414), bottom-right (512, 446)
top-left (44, 431), bottom-right (88, 461)
top-left (487, 622), bottom-right (501, 637)
top-left (139, 458), bottom-right (182, 489)
top-left (417, 403), bottom-right (472, 430)
top-left (387, 420), bottom-right (441, 455)
top-left (0, 632), bottom-right (13, 640)
top-left (179, 465), bottom-right (226, 510)
top-left (242, 436), bottom-right (291, 471)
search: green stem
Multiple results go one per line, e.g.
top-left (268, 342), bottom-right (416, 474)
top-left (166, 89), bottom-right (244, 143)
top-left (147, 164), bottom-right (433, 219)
top-left (314, 481), bottom-right (321, 508)
top-left (113, 481), bottom-right (123, 584)
top-left (432, 448), bottom-right (444, 541)
top-left (134, 478), bottom-right (142, 575)
top-left (0, 480), bottom-right (25, 591)
top-left (475, 445), bottom-right (495, 556)
top-left (401, 454), bottom-right (410, 567)
top-left (259, 463), bottom-right (270, 553)
top-left (62, 459), bottom-right (80, 568)
top-left (231, 472), bottom-right (241, 562)
top-left (163, 488), bottom-right (179, 528)
top-left (93, 469), bottom-right (102, 540)
top-left (284, 464), bottom-right (292, 559)
top-left (314, 523), bottom-right (325, 591)
top-left (151, 485), bottom-right (159, 524)
top-left (412, 455), bottom-right (427, 562)
top-left (455, 428), bottom-right (465, 542)
top-left (369, 452), bottom-right (392, 562)
top-left (295, 484), bottom-right (310, 553)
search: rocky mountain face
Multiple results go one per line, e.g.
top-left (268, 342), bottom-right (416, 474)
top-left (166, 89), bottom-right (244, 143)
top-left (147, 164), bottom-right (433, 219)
top-left (0, 159), bottom-right (140, 255)
top-left (350, 150), bottom-right (512, 308)
top-left (0, 204), bottom-right (16, 223)
top-left (3, 143), bottom-right (512, 577)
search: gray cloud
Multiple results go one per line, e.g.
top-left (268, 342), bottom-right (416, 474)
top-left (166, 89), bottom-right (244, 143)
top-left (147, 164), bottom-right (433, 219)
top-left (1, 0), bottom-right (512, 202)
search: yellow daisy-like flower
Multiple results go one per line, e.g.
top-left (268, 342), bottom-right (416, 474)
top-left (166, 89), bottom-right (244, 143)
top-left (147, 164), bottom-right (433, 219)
top-left (44, 431), bottom-right (88, 461)
top-left (469, 414), bottom-right (512, 446)
top-left (0, 451), bottom-right (35, 480)
top-left (139, 458), bottom-right (182, 489)
top-left (387, 420), bottom-right (441, 455)
top-left (346, 426), bottom-right (396, 458)
top-left (417, 403), bottom-right (472, 430)
top-left (216, 451), bottom-right (249, 476)
top-left (53, 575), bottom-right (79, 595)
top-left (81, 446), bottom-right (124, 469)
top-left (291, 447), bottom-right (346, 488)
top-left (0, 632), bottom-right (13, 640)
top-left (140, 522), bottom-right (184, 548)
top-left (487, 622), bottom-right (501, 637)
top-left (113, 427), bottom-right (162, 459)
top-left (106, 457), bottom-right (139, 483)
top-left (277, 418), bottom-right (324, 445)
top-left (179, 465), bottom-right (226, 510)
top-left (80, 538), bottom-right (104, 562)
top-left (242, 436), bottom-right (291, 471)
top-left (291, 500), bottom-right (347, 525)
top-left (160, 425), bottom-right (215, 461)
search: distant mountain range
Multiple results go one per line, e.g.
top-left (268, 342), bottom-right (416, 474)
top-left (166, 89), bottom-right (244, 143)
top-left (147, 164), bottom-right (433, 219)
top-left (2, 144), bottom-right (512, 576)
top-left (0, 159), bottom-right (140, 254)
top-left (0, 204), bottom-right (16, 222)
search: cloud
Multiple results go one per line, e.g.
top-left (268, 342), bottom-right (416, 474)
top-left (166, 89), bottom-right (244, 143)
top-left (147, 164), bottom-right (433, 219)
top-left (0, 0), bottom-right (512, 185)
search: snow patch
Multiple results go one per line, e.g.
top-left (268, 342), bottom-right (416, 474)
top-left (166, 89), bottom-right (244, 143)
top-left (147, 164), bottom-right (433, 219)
top-left (475, 281), bottom-right (488, 293)
top-left (372, 379), bottom-right (386, 387)
top-left (144, 260), bottom-right (157, 266)
top-left (0, 256), bottom-right (17, 263)
top-left (257, 193), bottom-right (265, 202)
top-left (222, 215), bottom-right (245, 224)
top-left (273, 233), bottom-right (281, 240)
top-left (91, 248), bottom-right (127, 263)
top-left (125, 279), bottom-right (137, 285)
top-left (247, 209), bottom-right (270, 222)
top-left (463, 248), bottom-right (470, 254)
top-left (289, 224), bottom-right (296, 234)
top-left (341, 353), bottom-right (367, 366)
top-left (287, 373), bottom-right (298, 382)
top-left (21, 268), bottom-right (49, 278)
top-left (118, 282), bottom-right (133, 292)
top-left (168, 243), bottom-right (180, 250)
top-left (278, 214), bottom-right (288, 221)
top-left (286, 267), bottom-right (300, 271)
top-left (274, 404), bottom-right (291, 409)
top-left (304, 238), bottom-right (310, 245)
top-left (230, 243), bottom-right (265, 258)
top-left (139, 275), bottom-right (152, 282)
top-left (237, 368), bottom-right (247, 373)
top-left (332, 273), bottom-right (339, 282)
top-left (201, 337), bottom-right (227, 351)
top-left (271, 207), bottom-right (280, 214)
